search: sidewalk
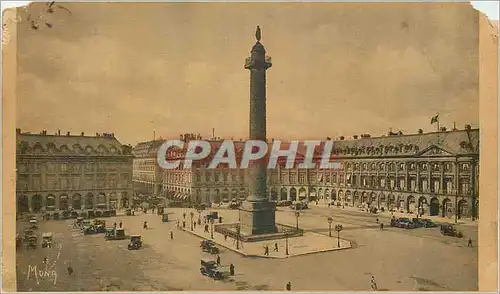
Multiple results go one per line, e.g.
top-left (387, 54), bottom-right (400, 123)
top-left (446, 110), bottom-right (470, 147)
top-left (179, 222), bottom-right (351, 259)
top-left (311, 202), bottom-right (478, 226)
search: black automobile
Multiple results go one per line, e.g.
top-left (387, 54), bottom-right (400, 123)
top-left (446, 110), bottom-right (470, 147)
top-left (440, 224), bottom-right (463, 238)
top-left (417, 218), bottom-right (438, 228)
top-left (200, 240), bottom-right (220, 254)
top-left (200, 259), bottom-right (228, 280)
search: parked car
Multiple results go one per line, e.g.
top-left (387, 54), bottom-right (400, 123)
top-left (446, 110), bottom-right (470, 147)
top-left (440, 224), bottom-right (463, 238)
top-left (412, 218), bottom-right (437, 228)
top-left (290, 201), bottom-right (308, 210)
top-left (200, 259), bottom-right (229, 280)
top-left (391, 217), bottom-right (416, 229)
top-left (277, 200), bottom-right (292, 207)
top-left (200, 240), bottom-right (220, 254)
top-left (41, 232), bottom-right (54, 248)
top-left (128, 235), bottom-right (143, 250)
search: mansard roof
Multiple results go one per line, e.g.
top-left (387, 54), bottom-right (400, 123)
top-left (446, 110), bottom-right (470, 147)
top-left (16, 132), bottom-right (131, 156)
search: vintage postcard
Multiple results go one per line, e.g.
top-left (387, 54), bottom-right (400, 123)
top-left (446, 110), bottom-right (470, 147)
top-left (2, 1), bottom-right (498, 292)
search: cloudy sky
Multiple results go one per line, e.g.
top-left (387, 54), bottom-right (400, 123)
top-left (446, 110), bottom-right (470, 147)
top-left (15, 2), bottom-right (479, 145)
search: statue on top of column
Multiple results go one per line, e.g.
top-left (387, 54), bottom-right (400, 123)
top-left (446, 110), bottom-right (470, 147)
top-left (255, 26), bottom-right (261, 41)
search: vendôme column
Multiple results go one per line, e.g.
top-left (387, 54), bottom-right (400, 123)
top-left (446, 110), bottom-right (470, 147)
top-left (240, 26), bottom-right (277, 235)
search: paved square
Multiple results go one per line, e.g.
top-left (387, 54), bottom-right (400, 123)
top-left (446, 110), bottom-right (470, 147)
top-left (16, 206), bottom-right (478, 291)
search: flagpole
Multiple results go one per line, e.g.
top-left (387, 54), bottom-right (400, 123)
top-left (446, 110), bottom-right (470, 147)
top-left (437, 113), bottom-right (440, 143)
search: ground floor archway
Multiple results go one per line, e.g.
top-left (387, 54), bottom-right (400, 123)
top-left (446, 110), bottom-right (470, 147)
top-left (407, 195), bottom-right (416, 213)
top-left (442, 198), bottom-right (452, 218)
top-left (73, 194), bottom-right (82, 209)
top-left (429, 197), bottom-right (439, 216)
top-left (290, 188), bottom-right (297, 201)
top-left (84, 193), bottom-right (94, 209)
top-left (32, 195), bottom-right (43, 212)
top-left (271, 188), bottom-right (278, 201)
top-left (18, 194), bottom-right (29, 213)
top-left (280, 188), bottom-right (288, 201)
top-left (418, 196), bottom-right (428, 216)
top-left (458, 199), bottom-right (469, 219)
top-left (298, 188), bottom-right (307, 201)
top-left (59, 195), bottom-right (69, 210)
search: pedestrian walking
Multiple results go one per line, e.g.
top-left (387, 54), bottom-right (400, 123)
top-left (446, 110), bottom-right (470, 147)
top-left (119, 221), bottom-right (123, 228)
top-left (170, 231), bottom-right (174, 240)
top-left (376, 218), bottom-right (379, 223)
top-left (67, 262), bottom-right (74, 276)
top-left (370, 276), bottom-right (378, 291)
top-left (229, 263), bottom-right (235, 276)
top-left (216, 254), bottom-right (221, 265)
top-left (182, 221), bottom-right (186, 228)
top-left (193, 221), bottom-right (197, 229)
top-left (380, 223), bottom-right (384, 230)
top-left (274, 242), bottom-right (279, 252)
top-left (43, 256), bottom-right (48, 265)
top-left (286, 281), bottom-right (291, 291)
top-left (328, 203), bottom-right (331, 208)
top-left (204, 224), bottom-right (209, 233)
top-left (183, 212), bottom-right (186, 219)
top-left (143, 221), bottom-right (148, 230)
top-left (264, 245), bottom-right (269, 256)
top-left (113, 222), bottom-right (117, 229)
top-left (224, 234), bottom-right (228, 241)
top-left (468, 237), bottom-right (473, 247)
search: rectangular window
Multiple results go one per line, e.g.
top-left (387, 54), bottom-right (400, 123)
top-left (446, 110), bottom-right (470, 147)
top-left (446, 181), bottom-right (453, 194)
top-left (422, 180), bottom-right (428, 192)
top-left (290, 172), bottom-right (297, 184)
top-left (411, 179), bottom-right (416, 191)
top-left (299, 173), bottom-right (305, 184)
top-left (433, 181), bottom-right (440, 193)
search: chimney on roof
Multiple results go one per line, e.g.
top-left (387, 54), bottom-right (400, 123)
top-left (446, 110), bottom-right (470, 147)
top-left (16, 128), bottom-right (21, 134)
top-left (58, 129), bottom-right (61, 136)
top-left (465, 124), bottom-right (472, 130)
top-left (111, 133), bottom-right (114, 138)
top-left (418, 129), bottom-right (424, 134)
top-left (340, 136), bottom-right (345, 140)
top-left (353, 135), bottom-right (358, 139)
top-left (66, 131), bottom-right (70, 136)
top-left (81, 132), bottom-right (84, 136)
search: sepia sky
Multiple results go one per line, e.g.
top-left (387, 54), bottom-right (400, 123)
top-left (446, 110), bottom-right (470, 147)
top-left (15, 2), bottom-right (479, 145)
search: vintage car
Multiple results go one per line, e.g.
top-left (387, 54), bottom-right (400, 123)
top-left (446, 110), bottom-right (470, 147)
top-left (200, 259), bottom-right (229, 280)
top-left (276, 200), bottom-right (292, 207)
top-left (440, 224), bottom-right (463, 238)
top-left (102, 210), bottom-right (111, 217)
top-left (41, 232), bottom-right (54, 248)
top-left (70, 211), bottom-right (79, 219)
top-left (128, 235), bottom-right (143, 250)
top-left (390, 217), bottom-right (416, 229)
top-left (419, 218), bottom-right (438, 228)
top-left (26, 235), bottom-right (38, 249)
top-left (94, 210), bottom-right (103, 218)
top-left (205, 212), bottom-right (219, 221)
top-left (290, 201), bottom-right (308, 210)
top-left (52, 212), bottom-right (60, 220)
top-left (82, 219), bottom-right (92, 228)
top-left (200, 240), bottom-right (220, 254)
top-left (105, 228), bottom-right (127, 240)
top-left (194, 203), bottom-right (207, 211)
top-left (29, 219), bottom-right (38, 229)
top-left (126, 209), bottom-right (133, 216)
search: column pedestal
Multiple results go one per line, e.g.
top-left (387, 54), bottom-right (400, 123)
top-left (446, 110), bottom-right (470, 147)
top-left (239, 200), bottom-right (277, 235)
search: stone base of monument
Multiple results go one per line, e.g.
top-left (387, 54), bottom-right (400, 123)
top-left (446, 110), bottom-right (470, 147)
top-left (238, 200), bottom-right (279, 236)
top-left (215, 201), bottom-right (304, 243)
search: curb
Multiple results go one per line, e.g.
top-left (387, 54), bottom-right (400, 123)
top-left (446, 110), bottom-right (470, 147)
top-left (180, 227), bottom-right (352, 259)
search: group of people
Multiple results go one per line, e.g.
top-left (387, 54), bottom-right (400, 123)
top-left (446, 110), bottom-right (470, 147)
top-left (263, 243), bottom-right (280, 256)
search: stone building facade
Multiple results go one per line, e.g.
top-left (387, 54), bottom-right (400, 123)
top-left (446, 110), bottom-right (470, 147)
top-left (161, 128), bottom-right (479, 220)
top-left (16, 129), bottom-right (133, 213)
top-left (132, 139), bottom-right (165, 198)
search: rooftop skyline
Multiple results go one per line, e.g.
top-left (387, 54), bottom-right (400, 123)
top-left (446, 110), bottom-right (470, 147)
top-left (16, 2), bottom-right (479, 145)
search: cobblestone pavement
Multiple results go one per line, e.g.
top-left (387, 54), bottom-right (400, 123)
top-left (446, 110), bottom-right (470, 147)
top-left (16, 206), bottom-right (477, 291)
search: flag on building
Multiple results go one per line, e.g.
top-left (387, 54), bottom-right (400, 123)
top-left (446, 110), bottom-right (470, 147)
top-left (430, 114), bottom-right (439, 124)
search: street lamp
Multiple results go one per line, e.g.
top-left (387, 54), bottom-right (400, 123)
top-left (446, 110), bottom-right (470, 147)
top-left (295, 212), bottom-right (300, 230)
top-left (285, 232), bottom-right (289, 255)
top-left (190, 212), bottom-right (194, 231)
top-left (236, 225), bottom-right (241, 249)
top-left (327, 217), bottom-right (333, 237)
top-left (335, 224), bottom-right (343, 248)
top-left (210, 219), bottom-right (214, 239)
top-left (197, 208), bottom-right (202, 224)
